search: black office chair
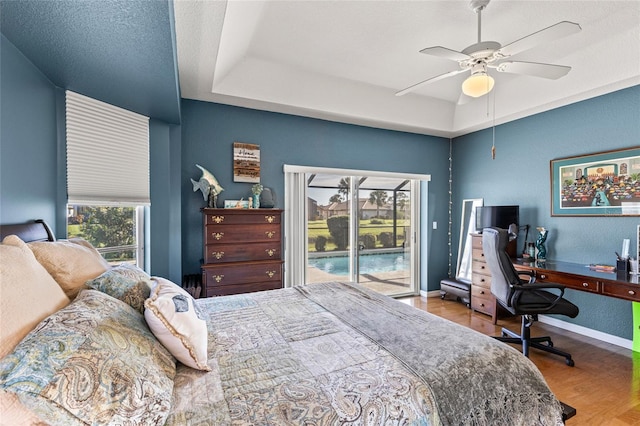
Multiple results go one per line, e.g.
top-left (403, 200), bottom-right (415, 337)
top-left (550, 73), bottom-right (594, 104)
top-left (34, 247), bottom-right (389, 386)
top-left (482, 227), bottom-right (579, 366)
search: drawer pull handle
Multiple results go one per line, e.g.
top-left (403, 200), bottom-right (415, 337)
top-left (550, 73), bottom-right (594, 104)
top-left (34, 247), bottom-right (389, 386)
top-left (629, 290), bottom-right (636, 296)
top-left (266, 270), bottom-right (276, 278)
top-left (213, 251), bottom-right (224, 260)
top-left (265, 215), bottom-right (276, 223)
top-left (582, 283), bottom-right (589, 288)
top-left (212, 215), bottom-right (224, 224)
top-left (540, 274), bottom-right (547, 280)
top-left (214, 275), bottom-right (224, 283)
top-left (266, 249), bottom-right (276, 257)
top-left (212, 232), bottom-right (224, 240)
top-left (265, 231), bottom-right (275, 239)
top-left (480, 290), bottom-right (485, 294)
top-left (480, 303), bottom-right (485, 307)
top-left (480, 278), bottom-right (485, 283)
top-left (480, 265), bottom-right (485, 270)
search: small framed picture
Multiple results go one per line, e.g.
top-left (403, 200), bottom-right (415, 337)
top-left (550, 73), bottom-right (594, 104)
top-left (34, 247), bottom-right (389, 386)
top-left (224, 199), bottom-right (250, 209)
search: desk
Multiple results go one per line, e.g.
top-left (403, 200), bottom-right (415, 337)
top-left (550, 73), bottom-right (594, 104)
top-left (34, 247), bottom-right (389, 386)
top-left (513, 259), bottom-right (640, 303)
top-left (514, 259), bottom-right (640, 352)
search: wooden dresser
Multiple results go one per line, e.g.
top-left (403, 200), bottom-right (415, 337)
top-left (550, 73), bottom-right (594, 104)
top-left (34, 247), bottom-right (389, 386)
top-left (471, 233), bottom-right (517, 323)
top-left (201, 208), bottom-right (283, 297)
top-left (471, 233), bottom-right (497, 322)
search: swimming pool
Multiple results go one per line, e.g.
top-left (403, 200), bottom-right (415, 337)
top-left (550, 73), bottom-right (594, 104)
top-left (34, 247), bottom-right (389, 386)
top-left (308, 251), bottom-right (409, 275)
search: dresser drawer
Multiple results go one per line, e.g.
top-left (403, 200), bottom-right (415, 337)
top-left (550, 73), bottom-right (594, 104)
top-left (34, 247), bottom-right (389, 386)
top-left (535, 271), bottom-right (600, 293)
top-left (205, 211), bottom-right (281, 225)
top-left (472, 235), bottom-right (484, 250)
top-left (203, 261), bottom-right (283, 287)
top-left (472, 293), bottom-right (495, 316)
top-left (472, 247), bottom-right (486, 263)
top-left (601, 281), bottom-right (640, 302)
top-left (204, 242), bottom-right (281, 264)
top-left (472, 260), bottom-right (490, 276)
top-left (472, 272), bottom-right (491, 288)
top-left (204, 224), bottom-right (281, 245)
top-left (471, 284), bottom-right (492, 298)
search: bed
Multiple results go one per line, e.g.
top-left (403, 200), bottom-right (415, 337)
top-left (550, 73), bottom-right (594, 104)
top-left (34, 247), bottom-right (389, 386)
top-left (0, 220), bottom-right (565, 425)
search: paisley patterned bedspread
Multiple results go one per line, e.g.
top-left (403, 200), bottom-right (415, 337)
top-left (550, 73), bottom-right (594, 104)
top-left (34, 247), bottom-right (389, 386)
top-left (166, 281), bottom-right (563, 425)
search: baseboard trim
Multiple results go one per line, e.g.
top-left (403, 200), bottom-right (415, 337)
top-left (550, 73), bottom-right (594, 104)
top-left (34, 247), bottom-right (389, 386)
top-left (538, 315), bottom-right (633, 350)
top-left (422, 289), bottom-right (440, 298)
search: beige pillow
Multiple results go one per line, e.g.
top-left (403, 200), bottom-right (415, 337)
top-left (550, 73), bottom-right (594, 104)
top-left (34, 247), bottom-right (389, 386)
top-left (28, 238), bottom-right (110, 298)
top-left (0, 235), bottom-right (69, 359)
top-left (144, 277), bottom-right (210, 371)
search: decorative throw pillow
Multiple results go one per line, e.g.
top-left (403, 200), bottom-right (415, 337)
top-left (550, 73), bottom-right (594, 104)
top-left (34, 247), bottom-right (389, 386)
top-left (144, 277), bottom-right (211, 371)
top-left (0, 289), bottom-right (176, 425)
top-left (85, 265), bottom-right (152, 314)
top-left (28, 238), bottom-right (110, 298)
top-left (0, 235), bottom-right (70, 359)
top-left (110, 262), bottom-right (150, 281)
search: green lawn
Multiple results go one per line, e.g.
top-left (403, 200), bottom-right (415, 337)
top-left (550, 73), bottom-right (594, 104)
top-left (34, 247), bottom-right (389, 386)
top-left (308, 218), bottom-right (408, 252)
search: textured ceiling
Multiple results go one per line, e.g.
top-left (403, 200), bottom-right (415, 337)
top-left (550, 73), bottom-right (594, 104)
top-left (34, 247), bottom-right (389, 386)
top-left (174, 0), bottom-right (640, 137)
top-left (1, 1), bottom-right (638, 136)
top-left (0, 0), bottom-right (181, 124)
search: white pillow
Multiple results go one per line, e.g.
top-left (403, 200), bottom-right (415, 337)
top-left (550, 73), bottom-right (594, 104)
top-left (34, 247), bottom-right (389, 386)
top-left (144, 277), bottom-right (210, 371)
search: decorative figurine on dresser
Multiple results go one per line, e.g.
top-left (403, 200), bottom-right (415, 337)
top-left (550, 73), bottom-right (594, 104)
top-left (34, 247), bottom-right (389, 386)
top-left (201, 208), bottom-right (283, 297)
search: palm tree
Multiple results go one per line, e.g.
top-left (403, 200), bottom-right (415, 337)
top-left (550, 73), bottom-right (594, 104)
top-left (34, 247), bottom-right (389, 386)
top-left (396, 192), bottom-right (408, 210)
top-left (329, 194), bottom-right (342, 204)
top-left (338, 177), bottom-right (350, 202)
top-left (368, 190), bottom-right (389, 218)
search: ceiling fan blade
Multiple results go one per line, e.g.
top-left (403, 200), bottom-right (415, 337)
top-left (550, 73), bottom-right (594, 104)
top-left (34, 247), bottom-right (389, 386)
top-left (496, 61), bottom-right (571, 79)
top-left (499, 21), bottom-right (581, 58)
top-left (395, 69), bottom-right (467, 96)
top-left (419, 46), bottom-right (470, 62)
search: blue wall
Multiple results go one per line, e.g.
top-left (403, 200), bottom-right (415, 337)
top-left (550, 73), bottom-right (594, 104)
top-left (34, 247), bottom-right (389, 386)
top-left (0, 35), bottom-right (58, 229)
top-left (179, 100), bottom-right (451, 291)
top-left (452, 85), bottom-right (640, 340)
top-left (0, 35), bottom-right (182, 281)
top-left (149, 119), bottom-right (183, 283)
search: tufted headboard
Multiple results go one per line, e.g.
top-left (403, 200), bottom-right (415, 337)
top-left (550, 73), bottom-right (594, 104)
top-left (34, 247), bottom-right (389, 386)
top-left (0, 219), bottom-right (56, 243)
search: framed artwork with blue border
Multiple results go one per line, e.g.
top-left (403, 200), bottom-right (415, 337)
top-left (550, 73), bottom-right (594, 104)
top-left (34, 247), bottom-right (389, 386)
top-left (551, 147), bottom-right (640, 216)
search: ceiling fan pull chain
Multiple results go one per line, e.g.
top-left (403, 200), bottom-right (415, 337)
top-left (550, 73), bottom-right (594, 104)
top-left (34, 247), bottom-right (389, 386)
top-left (477, 7), bottom-right (482, 43)
top-left (491, 90), bottom-right (496, 160)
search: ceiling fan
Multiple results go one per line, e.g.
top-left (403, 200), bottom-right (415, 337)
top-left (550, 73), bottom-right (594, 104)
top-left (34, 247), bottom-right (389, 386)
top-left (396, 0), bottom-right (581, 99)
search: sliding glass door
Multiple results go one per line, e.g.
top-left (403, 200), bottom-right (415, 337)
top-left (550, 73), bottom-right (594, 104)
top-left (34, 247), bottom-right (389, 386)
top-left (303, 170), bottom-right (420, 297)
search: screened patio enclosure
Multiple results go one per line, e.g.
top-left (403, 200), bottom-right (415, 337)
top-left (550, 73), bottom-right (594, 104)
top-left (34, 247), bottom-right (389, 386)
top-left (305, 172), bottom-right (418, 297)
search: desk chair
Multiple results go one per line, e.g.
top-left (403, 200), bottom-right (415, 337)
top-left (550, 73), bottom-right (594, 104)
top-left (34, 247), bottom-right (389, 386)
top-left (482, 227), bottom-right (579, 366)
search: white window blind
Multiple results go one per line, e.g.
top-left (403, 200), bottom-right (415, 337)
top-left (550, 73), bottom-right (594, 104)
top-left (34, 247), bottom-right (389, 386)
top-left (66, 91), bottom-right (150, 205)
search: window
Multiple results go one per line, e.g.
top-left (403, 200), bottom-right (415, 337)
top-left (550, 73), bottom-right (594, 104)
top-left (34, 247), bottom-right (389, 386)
top-left (65, 91), bottom-right (149, 267)
top-left (67, 205), bottom-right (144, 265)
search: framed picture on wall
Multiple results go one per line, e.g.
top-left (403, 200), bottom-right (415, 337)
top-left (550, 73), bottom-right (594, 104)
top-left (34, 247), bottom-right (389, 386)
top-left (233, 142), bottom-right (260, 183)
top-left (550, 147), bottom-right (640, 216)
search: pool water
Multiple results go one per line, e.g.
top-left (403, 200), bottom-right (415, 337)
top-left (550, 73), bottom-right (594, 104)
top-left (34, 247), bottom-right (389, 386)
top-left (309, 252), bottom-right (409, 275)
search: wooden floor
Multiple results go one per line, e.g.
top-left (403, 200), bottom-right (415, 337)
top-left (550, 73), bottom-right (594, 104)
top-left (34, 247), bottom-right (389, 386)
top-left (398, 295), bottom-right (640, 425)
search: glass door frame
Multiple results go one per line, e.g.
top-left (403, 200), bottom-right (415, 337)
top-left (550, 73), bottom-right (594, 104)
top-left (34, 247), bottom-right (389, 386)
top-left (284, 165), bottom-right (430, 297)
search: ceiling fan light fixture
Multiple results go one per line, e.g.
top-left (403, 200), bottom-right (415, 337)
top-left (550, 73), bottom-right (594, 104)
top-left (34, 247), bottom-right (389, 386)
top-left (462, 71), bottom-right (495, 97)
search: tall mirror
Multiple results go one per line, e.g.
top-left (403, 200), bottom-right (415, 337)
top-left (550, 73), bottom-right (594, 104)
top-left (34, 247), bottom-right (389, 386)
top-left (456, 198), bottom-right (483, 282)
